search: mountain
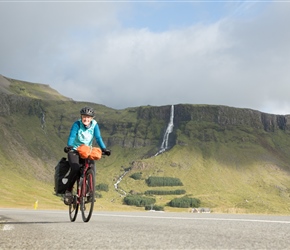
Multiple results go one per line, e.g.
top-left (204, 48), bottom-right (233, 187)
top-left (1, 74), bottom-right (290, 214)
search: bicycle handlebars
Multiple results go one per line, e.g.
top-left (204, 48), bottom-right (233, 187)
top-left (63, 146), bottom-right (111, 156)
top-left (64, 146), bottom-right (73, 153)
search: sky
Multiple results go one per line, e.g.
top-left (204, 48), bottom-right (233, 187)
top-left (1, 1), bottom-right (290, 114)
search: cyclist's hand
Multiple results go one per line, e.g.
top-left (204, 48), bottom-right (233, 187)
top-left (102, 148), bottom-right (111, 156)
top-left (64, 146), bottom-right (73, 153)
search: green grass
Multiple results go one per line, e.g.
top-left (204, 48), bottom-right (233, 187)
top-left (0, 168), bottom-right (64, 210)
top-left (1, 142), bottom-right (290, 214)
top-left (107, 145), bottom-right (290, 214)
top-left (7, 78), bottom-right (71, 101)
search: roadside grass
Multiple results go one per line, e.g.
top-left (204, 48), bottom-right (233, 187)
top-left (0, 169), bottom-right (64, 210)
top-left (2, 155), bottom-right (290, 214)
top-left (1, 136), bottom-right (290, 214)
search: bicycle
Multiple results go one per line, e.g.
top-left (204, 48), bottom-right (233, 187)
top-left (64, 146), bottom-right (110, 222)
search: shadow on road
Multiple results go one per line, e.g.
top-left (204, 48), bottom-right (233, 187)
top-left (0, 215), bottom-right (69, 225)
top-left (1, 221), bottom-right (69, 225)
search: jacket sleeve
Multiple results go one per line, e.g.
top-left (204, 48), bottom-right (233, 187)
top-left (67, 121), bottom-right (80, 147)
top-left (94, 123), bottom-right (106, 149)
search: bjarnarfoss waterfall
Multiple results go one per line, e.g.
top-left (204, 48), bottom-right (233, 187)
top-left (115, 105), bottom-right (174, 195)
top-left (154, 105), bottom-right (174, 156)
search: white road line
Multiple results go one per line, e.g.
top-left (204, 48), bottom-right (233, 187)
top-left (2, 224), bottom-right (15, 231)
top-left (93, 213), bottom-right (290, 224)
top-left (1, 209), bottom-right (290, 224)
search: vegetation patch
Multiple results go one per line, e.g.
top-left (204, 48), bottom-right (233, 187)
top-left (144, 189), bottom-right (186, 195)
top-left (146, 176), bottom-right (183, 187)
top-left (145, 205), bottom-right (164, 211)
top-left (95, 192), bottom-right (103, 198)
top-left (130, 172), bottom-right (142, 180)
top-left (168, 196), bottom-right (201, 208)
top-left (123, 195), bottom-right (156, 207)
top-left (96, 183), bottom-right (109, 192)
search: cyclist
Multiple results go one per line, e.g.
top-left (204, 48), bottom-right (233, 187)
top-left (63, 106), bottom-right (111, 205)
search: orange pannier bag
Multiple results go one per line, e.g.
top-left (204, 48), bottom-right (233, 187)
top-left (77, 144), bottom-right (102, 160)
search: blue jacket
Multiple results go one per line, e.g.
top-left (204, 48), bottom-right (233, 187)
top-left (67, 119), bottom-right (106, 150)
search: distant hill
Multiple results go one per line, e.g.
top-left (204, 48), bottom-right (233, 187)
top-left (1, 74), bottom-right (290, 214)
top-left (0, 74), bottom-right (71, 101)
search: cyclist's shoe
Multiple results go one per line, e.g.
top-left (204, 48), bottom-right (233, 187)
top-left (64, 191), bottom-right (73, 205)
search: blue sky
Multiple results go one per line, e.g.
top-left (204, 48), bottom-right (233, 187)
top-left (1, 0), bottom-right (290, 114)
top-left (121, 1), bottom-right (271, 30)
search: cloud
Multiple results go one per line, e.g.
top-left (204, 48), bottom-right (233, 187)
top-left (1, 2), bottom-right (290, 114)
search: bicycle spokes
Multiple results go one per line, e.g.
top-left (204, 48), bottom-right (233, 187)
top-left (68, 162), bottom-right (95, 223)
top-left (81, 169), bottom-right (95, 222)
top-left (69, 182), bottom-right (79, 222)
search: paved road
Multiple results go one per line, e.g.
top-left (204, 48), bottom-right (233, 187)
top-left (1, 208), bottom-right (290, 249)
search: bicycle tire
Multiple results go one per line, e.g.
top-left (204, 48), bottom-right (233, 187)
top-left (81, 168), bottom-right (95, 222)
top-left (69, 181), bottom-right (79, 222)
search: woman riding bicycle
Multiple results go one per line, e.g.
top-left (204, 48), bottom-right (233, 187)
top-left (63, 106), bottom-right (111, 205)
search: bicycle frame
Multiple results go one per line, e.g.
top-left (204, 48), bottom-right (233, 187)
top-left (69, 158), bottom-right (95, 223)
top-left (78, 159), bottom-right (91, 201)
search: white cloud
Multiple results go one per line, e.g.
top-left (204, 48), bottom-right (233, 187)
top-left (1, 2), bottom-right (290, 114)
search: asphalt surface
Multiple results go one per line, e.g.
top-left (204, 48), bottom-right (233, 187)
top-left (1, 209), bottom-right (290, 249)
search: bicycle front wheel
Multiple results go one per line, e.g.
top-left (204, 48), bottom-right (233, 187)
top-left (69, 181), bottom-right (79, 222)
top-left (81, 168), bottom-right (95, 222)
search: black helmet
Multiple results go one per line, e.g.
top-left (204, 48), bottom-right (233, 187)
top-left (80, 106), bottom-right (95, 117)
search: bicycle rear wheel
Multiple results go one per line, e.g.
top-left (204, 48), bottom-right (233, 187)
top-left (81, 168), bottom-right (95, 222)
top-left (69, 181), bottom-right (79, 222)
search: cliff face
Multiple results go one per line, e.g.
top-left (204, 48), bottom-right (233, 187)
top-left (137, 104), bottom-right (289, 132)
top-left (2, 75), bottom-right (290, 150)
top-left (0, 92), bottom-right (45, 117)
top-left (128, 104), bottom-right (290, 152)
top-left (1, 88), bottom-right (290, 153)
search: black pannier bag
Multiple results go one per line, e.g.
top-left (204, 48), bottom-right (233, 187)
top-left (54, 157), bottom-right (71, 194)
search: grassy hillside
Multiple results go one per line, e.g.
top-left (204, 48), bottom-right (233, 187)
top-left (119, 146), bottom-right (290, 214)
top-left (1, 75), bottom-right (290, 214)
top-left (94, 130), bottom-right (290, 214)
top-left (0, 75), bottom-right (71, 101)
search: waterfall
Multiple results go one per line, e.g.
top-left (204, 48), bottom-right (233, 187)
top-left (154, 105), bottom-right (174, 156)
top-left (40, 111), bottom-right (47, 134)
top-left (114, 168), bottom-right (131, 196)
top-left (41, 112), bottom-right (45, 129)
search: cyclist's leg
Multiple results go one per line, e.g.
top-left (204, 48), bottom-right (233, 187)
top-left (89, 159), bottom-right (96, 173)
top-left (64, 151), bottom-right (80, 205)
top-left (86, 160), bottom-right (96, 203)
top-left (67, 151), bottom-right (81, 191)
